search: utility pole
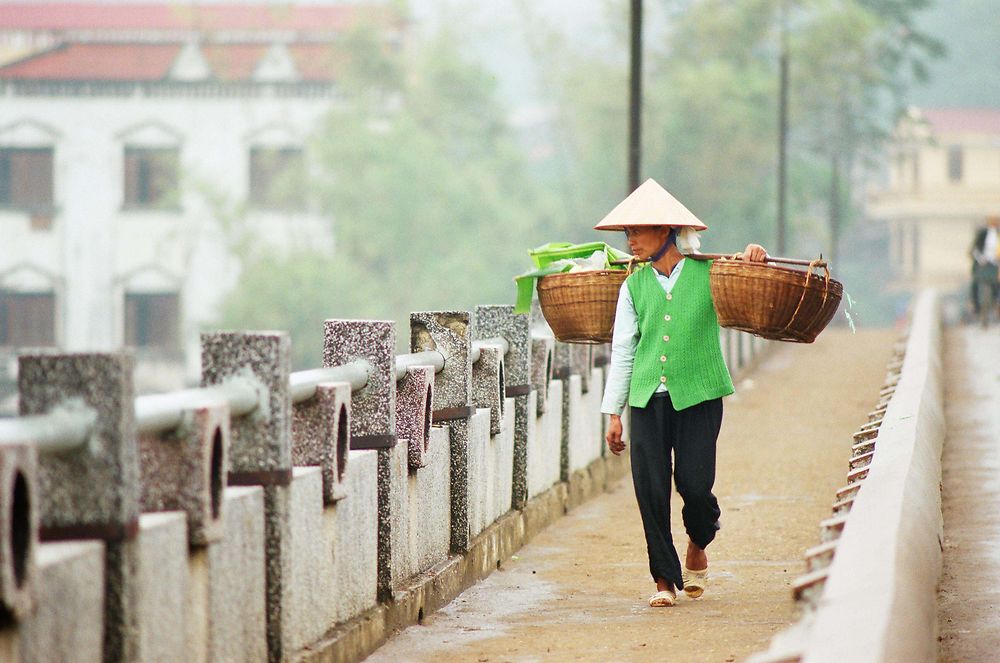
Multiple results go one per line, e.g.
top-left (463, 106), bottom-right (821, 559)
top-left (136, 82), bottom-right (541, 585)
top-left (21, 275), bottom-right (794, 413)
top-left (628, 0), bottom-right (642, 193)
top-left (777, 0), bottom-right (789, 255)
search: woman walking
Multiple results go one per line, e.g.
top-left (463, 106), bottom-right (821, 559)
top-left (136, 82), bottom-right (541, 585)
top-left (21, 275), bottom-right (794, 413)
top-left (597, 179), bottom-right (767, 608)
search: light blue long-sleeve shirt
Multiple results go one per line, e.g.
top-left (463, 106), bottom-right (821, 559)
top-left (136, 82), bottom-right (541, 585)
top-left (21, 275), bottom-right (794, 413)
top-left (600, 259), bottom-right (686, 416)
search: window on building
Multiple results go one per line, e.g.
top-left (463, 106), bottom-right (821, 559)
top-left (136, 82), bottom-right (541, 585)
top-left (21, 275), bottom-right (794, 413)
top-left (124, 292), bottom-right (179, 350)
top-left (0, 291), bottom-right (56, 347)
top-left (947, 145), bottom-right (963, 183)
top-left (248, 147), bottom-right (305, 210)
top-left (0, 147), bottom-right (54, 212)
top-left (123, 147), bottom-right (179, 209)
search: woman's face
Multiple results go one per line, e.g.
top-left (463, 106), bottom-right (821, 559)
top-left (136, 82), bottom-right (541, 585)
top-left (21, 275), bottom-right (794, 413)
top-left (625, 226), bottom-right (671, 260)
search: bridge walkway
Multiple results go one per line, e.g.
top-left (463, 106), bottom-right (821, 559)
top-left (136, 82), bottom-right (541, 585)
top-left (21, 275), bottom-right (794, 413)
top-left (938, 327), bottom-right (1000, 661)
top-left (363, 328), bottom-right (897, 663)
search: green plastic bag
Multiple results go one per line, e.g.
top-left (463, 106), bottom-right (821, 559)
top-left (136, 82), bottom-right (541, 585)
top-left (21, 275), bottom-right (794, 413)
top-left (513, 242), bottom-right (631, 314)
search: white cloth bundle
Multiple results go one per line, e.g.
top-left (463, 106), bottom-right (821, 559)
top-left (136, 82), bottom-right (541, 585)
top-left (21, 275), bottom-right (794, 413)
top-left (676, 227), bottom-right (702, 255)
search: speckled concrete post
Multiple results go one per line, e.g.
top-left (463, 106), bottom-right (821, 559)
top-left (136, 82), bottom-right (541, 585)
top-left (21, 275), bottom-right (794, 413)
top-left (530, 335), bottom-right (555, 415)
top-left (591, 344), bottom-right (611, 373)
top-left (554, 343), bottom-right (593, 394)
top-left (554, 344), bottom-right (573, 485)
top-left (377, 365), bottom-right (435, 601)
top-left (474, 305), bottom-right (532, 510)
top-left (396, 366), bottom-right (434, 470)
top-left (323, 320), bottom-right (396, 450)
top-left (201, 332), bottom-right (290, 486)
top-left (0, 441), bottom-right (37, 622)
top-left (19, 351), bottom-right (142, 663)
top-left (410, 311), bottom-right (473, 554)
top-left (529, 304), bottom-right (554, 413)
top-left (18, 351), bottom-right (138, 541)
top-left (529, 299), bottom-right (551, 335)
top-left (374, 449), bottom-right (393, 601)
top-left (292, 383), bottom-right (352, 503)
top-left (554, 342), bottom-right (594, 482)
top-left (201, 332), bottom-right (291, 663)
top-left (325, 320), bottom-right (398, 603)
top-left (578, 345), bottom-right (593, 393)
top-left (410, 312), bottom-right (471, 412)
top-left (592, 344), bottom-right (612, 410)
top-left (138, 403), bottom-right (229, 546)
top-left (471, 343), bottom-right (505, 435)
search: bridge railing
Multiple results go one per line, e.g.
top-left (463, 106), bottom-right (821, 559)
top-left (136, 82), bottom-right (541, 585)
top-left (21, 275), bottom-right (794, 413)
top-left (749, 290), bottom-right (945, 663)
top-left (0, 304), bottom-right (768, 663)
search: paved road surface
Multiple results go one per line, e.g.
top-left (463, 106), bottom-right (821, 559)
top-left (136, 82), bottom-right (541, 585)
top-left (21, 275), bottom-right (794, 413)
top-left (365, 328), bottom-right (896, 663)
top-left (938, 327), bottom-right (1000, 661)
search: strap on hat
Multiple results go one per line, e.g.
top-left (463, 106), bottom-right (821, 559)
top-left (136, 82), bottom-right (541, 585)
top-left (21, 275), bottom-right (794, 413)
top-left (650, 228), bottom-right (676, 263)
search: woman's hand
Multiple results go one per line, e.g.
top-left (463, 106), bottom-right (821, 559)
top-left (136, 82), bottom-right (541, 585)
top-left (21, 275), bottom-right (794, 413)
top-left (742, 243), bottom-right (768, 263)
top-left (606, 414), bottom-right (626, 456)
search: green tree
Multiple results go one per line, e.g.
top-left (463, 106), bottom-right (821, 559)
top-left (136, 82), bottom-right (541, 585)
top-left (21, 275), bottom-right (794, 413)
top-left (219, 22), bottom-right (559, 366)
top-left (511, 0), bottom-right (939, 325)
top-left (788, 0), bottom-right (944, 263)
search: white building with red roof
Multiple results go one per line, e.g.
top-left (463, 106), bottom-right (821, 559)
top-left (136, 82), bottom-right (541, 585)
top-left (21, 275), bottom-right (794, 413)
top-left (0, 2), bottom-right (399, 396)
top-left (867, 106), bottom-right (1000, 292)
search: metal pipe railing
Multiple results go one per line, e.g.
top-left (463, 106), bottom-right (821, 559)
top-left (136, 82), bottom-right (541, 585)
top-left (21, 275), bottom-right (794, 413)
top-left (394, 350), bottom-right (444, 382)
top-left (290, 359), bottom-right (371, 404)
top-left (0, 400), bottom-right (97, 455)
top-left (5, 335), bottom-right (517, 447)
top-left (471, 336), bottom-right (510, 364)
top-left (135, 378), bottom-right (263, 435)
top-left (394, 337), bottom-right (510, 382)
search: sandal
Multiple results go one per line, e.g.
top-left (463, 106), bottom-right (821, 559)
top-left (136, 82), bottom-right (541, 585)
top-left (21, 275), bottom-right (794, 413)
top-left (682, 566), bottom-right (708, 598)
top-left (648, 589), bottom-right (676, 607)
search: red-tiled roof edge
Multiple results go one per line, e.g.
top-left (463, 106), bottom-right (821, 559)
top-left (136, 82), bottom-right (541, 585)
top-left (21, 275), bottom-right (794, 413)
top-left (0, 42), bottom-right (69, 71)
top-left (0, 41), bottom-right (341, 83)
top-left (917, 107), bottom-right (1000, 135)
top-left (0, 3), bottom-right (398, 33)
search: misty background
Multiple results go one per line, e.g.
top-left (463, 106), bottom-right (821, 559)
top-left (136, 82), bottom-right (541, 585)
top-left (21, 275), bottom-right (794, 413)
top-left (221, 0), bottom-right (986, 367)
top-left (1, 0), bottom-right (997, 379)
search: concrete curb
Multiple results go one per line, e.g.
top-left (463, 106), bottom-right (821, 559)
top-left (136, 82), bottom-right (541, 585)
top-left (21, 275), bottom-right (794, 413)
top-left (802, 291), bottom-right (944, 662)
top-left (295, 450), bottom-right (630, 663)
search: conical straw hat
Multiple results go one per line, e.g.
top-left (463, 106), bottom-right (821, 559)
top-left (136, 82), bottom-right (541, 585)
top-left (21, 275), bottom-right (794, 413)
top-left (593, 178), bottom-right (708, 231)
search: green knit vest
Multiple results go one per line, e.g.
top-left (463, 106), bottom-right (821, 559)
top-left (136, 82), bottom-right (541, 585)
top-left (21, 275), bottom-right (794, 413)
top-left (626, 259), bottom-right (735, 411)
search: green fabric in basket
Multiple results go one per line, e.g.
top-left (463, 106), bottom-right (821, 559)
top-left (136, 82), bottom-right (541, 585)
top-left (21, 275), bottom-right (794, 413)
top-left (514, 242), bottom-right (631, 314)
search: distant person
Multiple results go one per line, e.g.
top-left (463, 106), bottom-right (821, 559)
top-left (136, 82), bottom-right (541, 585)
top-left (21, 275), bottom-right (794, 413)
top-left (595, 179), bottom-right (768, 608)
top-left (970, 215), bottom-right (1000, 321)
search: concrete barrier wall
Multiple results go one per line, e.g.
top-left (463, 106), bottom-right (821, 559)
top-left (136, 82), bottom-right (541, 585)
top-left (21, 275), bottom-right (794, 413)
top-left (285, 468), bottom-right (331, 652)
top-left (801, 291), bottom-right (944, 663)
top-left (527, 379), bottom-right (563, 499)
top-left (0, 541), bottom-right (105, 663)
top-left (387, 425), bottom-right (450, 587)
top-left (207, 486), bottom-right (268, 663)
top-left (327, 450), bottom-right (378, 626)
top-left (566, 369), bottom-right (606, 475)
top-left (0, 320), bottom-right (770, 663)
top-left (137, 512), bottom-right (190, 661)
top-left (746, 292), bottom-right (943, 663)
top-left (467, 405), bottom-right (515, 540)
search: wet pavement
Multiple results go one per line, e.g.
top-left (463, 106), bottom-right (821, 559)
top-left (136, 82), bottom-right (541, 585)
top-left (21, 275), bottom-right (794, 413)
top-left (938, 326), bottom-right (1000, 661)
top-left (363, 329), bottom-right (897, 663)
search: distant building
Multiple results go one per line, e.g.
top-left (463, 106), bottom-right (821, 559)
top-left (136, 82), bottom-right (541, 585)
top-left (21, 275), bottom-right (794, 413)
top-left (0, 2), bottom-right (401, 399)
top-left (866, 107), bottom-right (1000, 292)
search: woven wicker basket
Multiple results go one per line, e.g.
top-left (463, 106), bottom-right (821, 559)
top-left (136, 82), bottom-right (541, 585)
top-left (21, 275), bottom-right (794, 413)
top-left (709, 259), bottom-right (843, 343)
top-left (536, 270), bottom-right (629, 344)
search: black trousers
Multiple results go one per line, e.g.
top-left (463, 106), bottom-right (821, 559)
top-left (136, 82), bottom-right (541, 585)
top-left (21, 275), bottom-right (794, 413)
top-left (971, 264), bottom-right (1000, 314)
top-left (630, 392), bottom-right (723, 588)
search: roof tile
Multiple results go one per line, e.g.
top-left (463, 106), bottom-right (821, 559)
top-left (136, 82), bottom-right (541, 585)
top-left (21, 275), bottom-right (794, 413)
top-left (0, 3), bottom-right (386, 33)
top-left (0, 42), bottom-right (180, 81)
top-left (921, 108), bottom-right (1000, 136)
top-left (0, 41), bottom-right (341, 83)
